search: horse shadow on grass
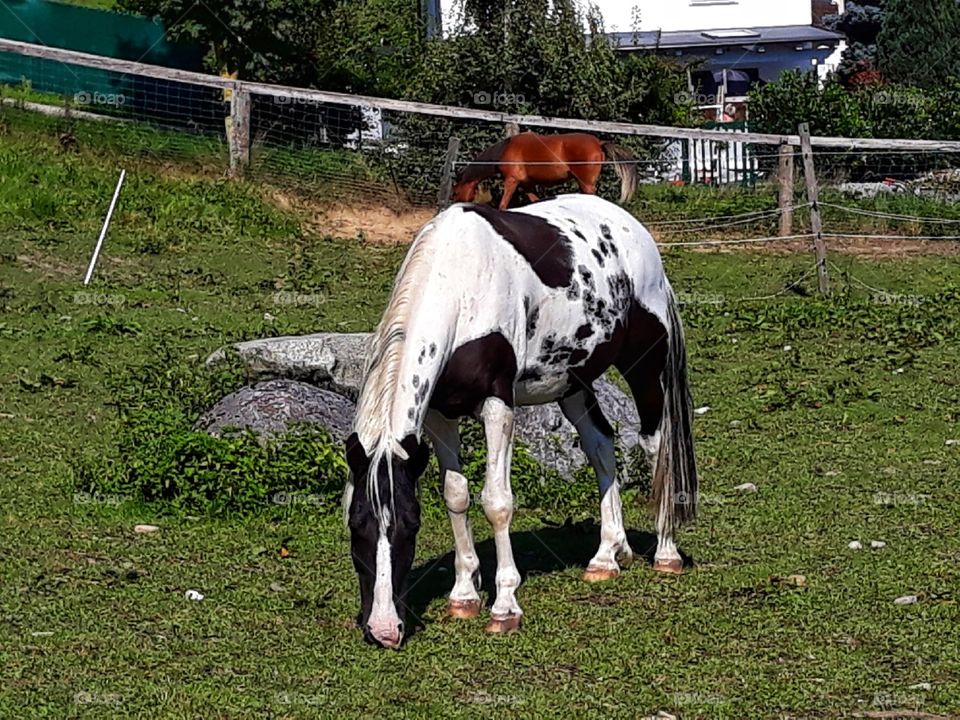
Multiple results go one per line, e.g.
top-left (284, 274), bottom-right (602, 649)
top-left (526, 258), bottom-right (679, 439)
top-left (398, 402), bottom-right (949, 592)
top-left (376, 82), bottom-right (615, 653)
top-left (404, 520), bottom-right (695, 634)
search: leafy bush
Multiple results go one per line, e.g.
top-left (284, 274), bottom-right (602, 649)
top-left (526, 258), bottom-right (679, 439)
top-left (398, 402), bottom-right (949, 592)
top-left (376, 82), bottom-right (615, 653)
top-left (78, 349), bottom-right (645, 517)
top-left (750, 70), bottom-right (960, 162)
top-left (84, 405), bottom-right (349, 514)
top-left (749, 71), bottom-right (869, 138)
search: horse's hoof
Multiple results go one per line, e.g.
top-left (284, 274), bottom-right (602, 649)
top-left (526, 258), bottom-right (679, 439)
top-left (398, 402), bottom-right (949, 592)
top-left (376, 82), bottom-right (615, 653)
top-left (447, 599), bottom-right (482, 619)
top-left (653, 558), bottom-right (684, 575)
top-left (583, 566), bottom-right (620, 583)
top-left (485, 614), bottom-right (522, 634)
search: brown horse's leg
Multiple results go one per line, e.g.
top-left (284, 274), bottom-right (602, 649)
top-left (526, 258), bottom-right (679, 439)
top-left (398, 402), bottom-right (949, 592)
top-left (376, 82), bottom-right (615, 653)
top-left (576, 163), bottom-right (601, 195)
top-left (500, 177), bottom-right (520, 210)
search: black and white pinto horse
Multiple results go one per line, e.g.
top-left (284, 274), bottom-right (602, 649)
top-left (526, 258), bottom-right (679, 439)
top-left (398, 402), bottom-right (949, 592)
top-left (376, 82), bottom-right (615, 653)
top-left (344, 194), bottom-right (697, 648)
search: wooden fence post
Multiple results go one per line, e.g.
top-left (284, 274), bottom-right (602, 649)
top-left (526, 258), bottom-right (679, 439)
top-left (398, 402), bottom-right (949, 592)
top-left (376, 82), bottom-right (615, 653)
top-left (778, 142), bottom-right (795, 237)
top-left (798, 123), bottom-right (830, 295)
top-left (437, 136), bottom-right (461, 209)
top-left (229, 82), bottom-right (251, 177)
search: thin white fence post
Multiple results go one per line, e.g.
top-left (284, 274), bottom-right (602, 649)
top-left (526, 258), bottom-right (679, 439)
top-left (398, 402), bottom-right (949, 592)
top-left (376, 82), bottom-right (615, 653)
top-left (84, 169), bottom-right (125, 286)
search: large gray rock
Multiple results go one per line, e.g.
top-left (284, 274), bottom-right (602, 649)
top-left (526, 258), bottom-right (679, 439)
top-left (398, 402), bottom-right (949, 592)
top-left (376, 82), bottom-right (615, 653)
top-left (204, 334), bottom-right (644, 477)
top-left (194, 380), bottom-right (355, 442)
top-left (513, 378), bottom-right (641, 477)
top-left (205, 333), bottom-right (369, 400)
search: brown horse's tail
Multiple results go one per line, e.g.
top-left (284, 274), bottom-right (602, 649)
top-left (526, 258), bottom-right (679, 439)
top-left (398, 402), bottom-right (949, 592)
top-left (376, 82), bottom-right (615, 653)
top-left (602, 142), bottom-right (638, 204)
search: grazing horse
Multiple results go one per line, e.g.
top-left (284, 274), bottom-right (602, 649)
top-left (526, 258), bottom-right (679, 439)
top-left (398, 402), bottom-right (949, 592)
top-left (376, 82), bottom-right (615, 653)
top-left (451, 132), bottom-right (639, 210)
top-left (344, 194), bottom-right (697, 648)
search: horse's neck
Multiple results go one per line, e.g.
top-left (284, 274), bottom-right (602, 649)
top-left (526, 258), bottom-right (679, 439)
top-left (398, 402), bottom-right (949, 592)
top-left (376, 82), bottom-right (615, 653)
top-left (388, 315), bottom-right (451, 436)
top-left (358, 309), bottom-right (453, 449)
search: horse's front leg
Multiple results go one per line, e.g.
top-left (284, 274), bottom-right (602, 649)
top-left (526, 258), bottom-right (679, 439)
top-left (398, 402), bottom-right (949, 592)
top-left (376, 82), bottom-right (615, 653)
top-left (424, 411), bottom-right (482, 618)
top-left (479, 396), bottom-right (522, 633)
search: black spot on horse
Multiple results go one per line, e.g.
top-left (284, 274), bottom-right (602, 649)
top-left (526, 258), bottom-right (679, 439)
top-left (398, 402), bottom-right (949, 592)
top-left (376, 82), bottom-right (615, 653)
top-left (591, 249), bottom-right (605, 266)
top-left (609, 242), bottom-right (619, 256)
top-left (599, 240), bottom-right (610, 257)
top-left (569, 348), bottom-right (589, 365)
top-left (566, 277), bottom-right (581, 301)
top-left (407, 407), bottom-right (415, 420)
top-left (583, 291), bottom-right (598, 316)
top-left (526, 305), bottom-right (540, 339)
top-left (418, 347), bottom-right (425, 364)
top-left (519, 368), bottom-right (542, 381)
top-left (600, 224), bottom-right (613, 241)
top-left (429, 343), bottom-right (437, 358)
top-left (575, 323), bottom-right (594, 340)
top-left (607, 273), bottom-right (634, 314)
top-left (412, 375), bottom-right (420, 388)
top-left (431, 332), bottom-right (518, 418)
top-left (572, 228), bottom-right (588, 242)
top-left (463, 205), bottom-right (574, 288)
top-left (577, 265), bottom-right (595, 290)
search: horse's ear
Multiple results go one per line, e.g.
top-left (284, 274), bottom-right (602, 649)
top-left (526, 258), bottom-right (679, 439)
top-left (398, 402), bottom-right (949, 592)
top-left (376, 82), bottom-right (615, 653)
top-left (399, 434), bottom-right (431, 480)
top-left (345, 432), bottom-right (369, 478)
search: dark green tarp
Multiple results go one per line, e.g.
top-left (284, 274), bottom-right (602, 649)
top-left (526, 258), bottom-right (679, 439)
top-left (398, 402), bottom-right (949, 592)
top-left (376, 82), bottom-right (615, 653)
top-left (0, 0), bottom-right (218, 130)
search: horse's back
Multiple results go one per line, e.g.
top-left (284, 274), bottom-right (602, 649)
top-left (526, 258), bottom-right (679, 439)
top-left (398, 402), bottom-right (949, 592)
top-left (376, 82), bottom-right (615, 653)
top-left (507, 132), bottom-right (603, 164)
top-left (496, 195), bottom-right (672, 404)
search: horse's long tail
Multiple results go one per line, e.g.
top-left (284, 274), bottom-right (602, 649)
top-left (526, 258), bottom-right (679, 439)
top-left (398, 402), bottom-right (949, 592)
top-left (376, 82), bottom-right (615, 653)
top-left (602, 142), bottom-right (639, 204)
top-left (652, 286), bottom-right (698, 530)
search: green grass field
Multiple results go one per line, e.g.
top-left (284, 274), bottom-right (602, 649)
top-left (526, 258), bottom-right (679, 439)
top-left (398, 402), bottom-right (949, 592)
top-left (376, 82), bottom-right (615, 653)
top-left (1, 106), bottom-right (959, 719)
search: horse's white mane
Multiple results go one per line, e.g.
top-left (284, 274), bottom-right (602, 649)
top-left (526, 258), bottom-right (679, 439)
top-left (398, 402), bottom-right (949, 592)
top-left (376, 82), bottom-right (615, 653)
top-left (350, 221), bottom-right (439, 524)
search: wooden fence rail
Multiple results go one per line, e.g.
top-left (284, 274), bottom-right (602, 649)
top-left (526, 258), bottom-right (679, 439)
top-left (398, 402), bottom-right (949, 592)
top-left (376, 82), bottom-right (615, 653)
top-left (6, 38), bottom-right (960, 155)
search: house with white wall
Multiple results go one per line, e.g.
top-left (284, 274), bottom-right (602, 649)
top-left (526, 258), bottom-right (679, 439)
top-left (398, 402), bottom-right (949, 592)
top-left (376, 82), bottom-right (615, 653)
top-left (430, 1), bottom-right (844, 115)
top-left (601, 0), bottom-right (843, 117)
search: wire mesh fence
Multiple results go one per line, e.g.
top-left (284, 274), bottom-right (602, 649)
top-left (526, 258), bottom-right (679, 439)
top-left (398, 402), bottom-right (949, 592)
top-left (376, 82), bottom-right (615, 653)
top-left (4, 35), bottom-right (960, 301)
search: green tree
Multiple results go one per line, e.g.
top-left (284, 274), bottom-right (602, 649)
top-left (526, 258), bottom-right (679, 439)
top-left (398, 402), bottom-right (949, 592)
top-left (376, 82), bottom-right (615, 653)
top-left (117, 0), bottom-right (336, 85)
top-left (118, 0), bottom-right (425, 94)
top-left (315, 0), bottom-right (428, 96)
top-left (824, 0), bottom-right (886, 86)
top-left (410, 0), bottom-right (690, 123)
top-left (877, 0), bottom-right (960, 88)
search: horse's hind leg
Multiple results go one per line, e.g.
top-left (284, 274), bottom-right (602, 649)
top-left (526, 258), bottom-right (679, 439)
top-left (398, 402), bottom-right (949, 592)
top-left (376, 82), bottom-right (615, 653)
top-left (499, 176), bottom-right (520, 210)
top-left (616, 342), bottom-right (683, 574)
top-left (425, 411), bottom-right (482, 618)
top-left (559, 389), bottom-right (633, 582)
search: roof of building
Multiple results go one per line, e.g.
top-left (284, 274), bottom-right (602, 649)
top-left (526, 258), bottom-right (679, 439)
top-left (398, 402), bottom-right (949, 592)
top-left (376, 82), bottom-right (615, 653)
top-left (608, 25), bottom-right (844, 51)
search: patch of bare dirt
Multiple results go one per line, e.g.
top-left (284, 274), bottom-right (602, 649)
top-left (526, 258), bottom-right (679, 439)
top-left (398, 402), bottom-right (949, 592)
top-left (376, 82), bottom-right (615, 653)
top-left (17, 252), bottom-right (77, 278)
top-left (309, 204), bottom-right (435, 245)
top-left (263, 189), bottom-right (960, 256)
top-left (265, 188), bottom-right (434, 245)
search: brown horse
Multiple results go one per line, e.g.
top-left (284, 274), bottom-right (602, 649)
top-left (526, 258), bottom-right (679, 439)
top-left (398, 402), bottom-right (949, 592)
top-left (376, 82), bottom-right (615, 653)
top-left (451, 132), bottom-right (638, 210)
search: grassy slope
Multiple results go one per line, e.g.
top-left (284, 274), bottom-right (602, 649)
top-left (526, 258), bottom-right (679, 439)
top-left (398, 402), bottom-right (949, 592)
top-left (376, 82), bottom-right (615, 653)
top-left (1, 112), bottom-right (959, 719)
